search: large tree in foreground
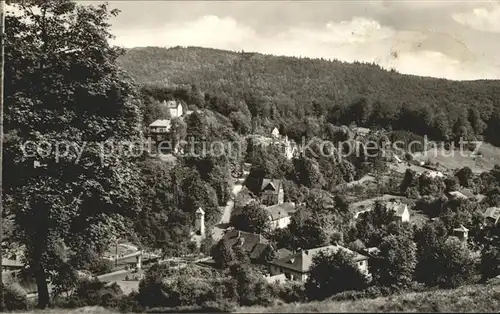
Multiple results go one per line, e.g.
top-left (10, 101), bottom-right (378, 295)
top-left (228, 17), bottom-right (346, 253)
top-left (4, 0), bottom-right (143, 308)
top-left (305, 249), bottom-right (367, 300)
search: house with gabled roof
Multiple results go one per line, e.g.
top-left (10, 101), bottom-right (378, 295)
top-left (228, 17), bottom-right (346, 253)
top-left (149, 119), bottom-right (172, 134)
top-left (483, 207), bottom-right (500, 226)
top-left (448, 188), bottom-right (475, 200)
top-left (221, 229), bottom-right (274, 262)
top-left (260, 178), bottom-right (284, 206)
top-left (264, 202), bottom-right (296, 230)
top-left (268, 245), bottom-right (369, 282)
top-left (353, 199), bottom-right (410, 223)
top-left (453, 225), bottom-right (469, 242)
top-left (163, 100), bottom-right (184, 119)
top-left (271, 127), bottom-right (280, 138)
top-left (386, 201), bottom-right (410, 223)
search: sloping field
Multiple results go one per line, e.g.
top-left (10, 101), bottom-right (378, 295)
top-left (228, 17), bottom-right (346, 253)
top-left (239, 280), bottom-right (500, 313)
top-left (413, 142), bottom-right (500, 173)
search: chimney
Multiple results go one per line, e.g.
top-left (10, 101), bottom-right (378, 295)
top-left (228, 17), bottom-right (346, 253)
top-left (237, 230), bottom-right (241, 238)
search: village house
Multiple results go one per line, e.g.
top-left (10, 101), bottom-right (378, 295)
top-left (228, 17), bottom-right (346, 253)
top-left (447, 188), bottom-right (475, 200)
top-left (2, 258), bottom-right (24, 272)
top-left (221, 230), bottom-right (274, 262)
top-left (264, 202), bottom-right (296, 230)
top-left (422, 170), bottom-right (444, 179)
top-left (271, 127), bottom-right (280, 138)
top-left (386, 201), bottom-right (411, 223)
top-left (483, 207), bottom-right (500, 226)
top-left (353, 200), bottom-right (410, 223)
top-left (269, 245), bottom-right (370, 282)
top-left (352, 127), bottom-right (371, 137)
top-left (283, 136), bottom-right (298, 160)
top-left (149, 119), bottom-right (172, 135)
top-left (453, 225), bottom-right (469, 242)
top-left (260, 178), bottom-right (284, 206)
top-left (163, 100), bottom-right (184, 119)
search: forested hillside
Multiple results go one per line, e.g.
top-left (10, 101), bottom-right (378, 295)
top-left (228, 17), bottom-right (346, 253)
top-left (118, 46), bottom-right (500, 145)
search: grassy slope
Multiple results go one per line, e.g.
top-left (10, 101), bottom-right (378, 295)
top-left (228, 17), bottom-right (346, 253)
top-left (16, 281), bottom-right (500, 313)
top-left (239, 281), bottom-right (500, 313)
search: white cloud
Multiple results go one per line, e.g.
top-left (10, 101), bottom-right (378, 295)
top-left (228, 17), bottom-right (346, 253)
top-left (452, 6), bottom-right (500, 33)
top-left (112, 15), bottom-right (500, 81)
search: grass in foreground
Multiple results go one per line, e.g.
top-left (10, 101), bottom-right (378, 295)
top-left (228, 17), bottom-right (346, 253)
top-left (238, 280), bottom-right (500, 313)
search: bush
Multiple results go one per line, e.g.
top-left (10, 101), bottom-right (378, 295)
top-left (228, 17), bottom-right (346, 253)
top-left (59, 279), bottom-right (124, 308)
top-left (119, 292), bottom-right (145, 313)
top-left (272, 282), bottom-right (306, 303)
top-left (200, 300), bottom-right (237, 312)
top-left (3, 283), bottom-right (28, 311)
top-left (330, 286), bottom-right (391, 302)
top-left (87, 259), bottom-right (115, 276)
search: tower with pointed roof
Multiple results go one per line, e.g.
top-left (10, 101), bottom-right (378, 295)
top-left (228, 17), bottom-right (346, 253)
top-left (195, 207), bottom-right (205, 237)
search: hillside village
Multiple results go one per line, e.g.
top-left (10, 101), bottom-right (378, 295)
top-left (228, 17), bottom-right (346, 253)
top-left (2, 1), bottom-right (500, 313)
top-left (4, 91), bottom-right (500, 312)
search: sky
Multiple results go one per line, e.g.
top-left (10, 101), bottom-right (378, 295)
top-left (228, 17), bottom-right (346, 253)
top-left (94, 1), bottom-right (499, 80)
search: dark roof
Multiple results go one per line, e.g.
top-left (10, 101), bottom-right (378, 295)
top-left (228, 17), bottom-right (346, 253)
top-left (265, 202), bottom-right (296, 221)
top-left (261, 179), bottom-right (282, 192)
top-left (222, 230), bottom-right (271, 260)
top-left (165, 100), bottom-right (180, 108)
top-left (270, 245), bottom-right (368, 274)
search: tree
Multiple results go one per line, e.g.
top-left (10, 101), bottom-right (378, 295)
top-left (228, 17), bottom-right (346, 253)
top-left (293, 156), bottom-right (326, 189)
top-left (230, 201), bottom-right (270, 235)
top-left (372, 235), bottom-right (417, 290)
top-left (211, 240), bottom-right (236, 269)
top-left (4, 1), bottom-right (143, 308)
top-left (444, 176), bottom-right (459, 193)
top-left (416, 232), bottom-right (477, 288)
top-left (354, 201), bottom-right (397, 247)
top-left (480, 245), bottom-right (500, 281)
top-left (305, 249), bottom-right (367, 300)
top-left (229, 263), bottom-right (273, 306)
top-left (456, 167), bottom-right (473, 188)
top-left (400, 169), bottom-right (417, 195)
top-left (288, 210), bottom-right (330, 250)
top-left (478, 227), bottom-right (500, 281)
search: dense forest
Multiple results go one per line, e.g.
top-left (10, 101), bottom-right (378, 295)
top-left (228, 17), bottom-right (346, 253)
top-left (118, 46), bottom-right (500, 146)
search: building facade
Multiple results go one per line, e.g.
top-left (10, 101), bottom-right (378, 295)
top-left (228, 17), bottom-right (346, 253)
top-left (261, 179), bottom-right (284, 206)
top-left (269, 245), bottom-right (370, 282)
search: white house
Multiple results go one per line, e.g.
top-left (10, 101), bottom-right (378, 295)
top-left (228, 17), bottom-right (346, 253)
top-left (353, 200), bottom-right (410, 223)
top-left (453, 225), bottom-right (469, 242)
top-left (264, 202), bottom-right (296, 230)
top-left (423, 170), bottom-right (444, 179)
top-left (271, 127), bottom-right (280, 138)
top-left (483, 207), bottom-right (500, 225)
top-left (283, 136), bottom-right (298, 160)
top-left (386, 202), bottom-right (410, 223)
top-left (269, 245), bottom-right (370, 282)
top-left (164, 100), bottom-right (184, 119)
top-left (352, 127), bottom-right (371, 137)
top-left (149, 119), bottom-right (172, 134)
